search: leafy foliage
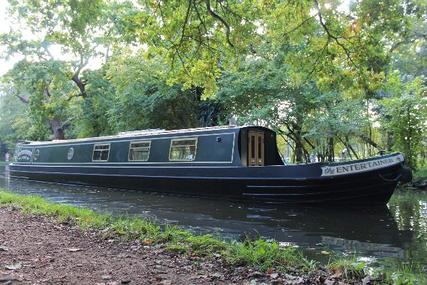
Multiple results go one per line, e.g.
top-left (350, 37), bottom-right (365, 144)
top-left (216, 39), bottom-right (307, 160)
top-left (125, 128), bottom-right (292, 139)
top-left (0, 0), bottom-right (425, 166)
top-left (381, 74), bottom-right (427, 168)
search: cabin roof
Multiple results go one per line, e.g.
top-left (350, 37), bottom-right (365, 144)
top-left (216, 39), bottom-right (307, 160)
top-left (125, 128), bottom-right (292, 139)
top-left (20, 125), bottom-right (265, 146)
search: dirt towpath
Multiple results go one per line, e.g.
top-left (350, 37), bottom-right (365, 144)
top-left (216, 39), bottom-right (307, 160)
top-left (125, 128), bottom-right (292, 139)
top-left (0, 207), bottom-right (302, 285)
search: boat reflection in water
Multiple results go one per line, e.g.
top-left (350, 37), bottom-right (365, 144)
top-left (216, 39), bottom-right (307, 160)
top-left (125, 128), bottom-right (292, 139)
top-left (0, 167), bottom-right (411, 260)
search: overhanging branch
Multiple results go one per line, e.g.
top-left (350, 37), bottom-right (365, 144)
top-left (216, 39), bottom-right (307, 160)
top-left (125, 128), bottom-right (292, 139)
top-left (314, 0), bottom-right (357, 68)
top-left (206, 0), bottom-right (234, 48)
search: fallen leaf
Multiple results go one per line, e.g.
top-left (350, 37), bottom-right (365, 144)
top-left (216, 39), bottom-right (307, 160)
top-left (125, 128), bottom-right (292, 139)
top-left (331, 269), bottom-right (343, 279)
top-left (0, 276), bottom-right (21, 283)
top-left (142, 239), bottom-right (153, 245)
top-left (5, 262), bottom-right (22, 270)
top-left (210, 273), bottom-right (222, 279)
top-left (68, 248), bottom-right (82, 252)
top-left (101, 275), bottom-right (112, 280)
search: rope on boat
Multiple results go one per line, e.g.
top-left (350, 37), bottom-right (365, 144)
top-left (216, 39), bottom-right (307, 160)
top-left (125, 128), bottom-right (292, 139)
top-left (378, 173), bottom-right (402, 182)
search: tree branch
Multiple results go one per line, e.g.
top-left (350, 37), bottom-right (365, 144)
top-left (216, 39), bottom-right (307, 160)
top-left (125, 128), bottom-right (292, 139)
top-left (307, 38), bottom-right (330, 77)
top-left (71, 53), bottom-right (89, 97)
top-left (194, 1), bottom-right (208, 33)
top-left (16, 94), bottom-right (29, 104)
top-left (283, 15), bottom-right (316, 37)
top-left (170, 0), bottom-right (192, 70)
top-left (314, 0), bottom-right (357, 67)
top-left (180, 0), bottom-right (192, 46)
top-left (360, 134), bottom-right (380, 150)
top-left (206, 0), bottom-right (234, 48)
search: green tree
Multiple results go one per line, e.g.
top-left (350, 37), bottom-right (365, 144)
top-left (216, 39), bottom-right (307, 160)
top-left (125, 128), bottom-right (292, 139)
top-left (1, 60), bottom-right (77, 140)
top-left (0, 0), bottom-right (122, 138)
top-left (217, 44), bottom-right (372, 162)
top-left (0, 90), bottom-right (30, 148)
top-left (70, 69), bottom-right (117, 138)
top-left (121, 0), bottom-right (262, 96)
top-left (381, 74), bottom-right (427, 168)
top-left (105, 52), bottom-right (214, 131)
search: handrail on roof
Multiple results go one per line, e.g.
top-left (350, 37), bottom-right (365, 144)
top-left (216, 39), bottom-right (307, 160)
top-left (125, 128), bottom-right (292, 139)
top-left (23, 125), bottom-right (240, 145)
top-left (118, 129), bottom-right (165, 136)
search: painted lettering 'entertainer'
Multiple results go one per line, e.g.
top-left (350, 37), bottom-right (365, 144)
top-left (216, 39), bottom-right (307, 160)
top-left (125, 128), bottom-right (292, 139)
top-left (321, 154), bottom-right (403, 176)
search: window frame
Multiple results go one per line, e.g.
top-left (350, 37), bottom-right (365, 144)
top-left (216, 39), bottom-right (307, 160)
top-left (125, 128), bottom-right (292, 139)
top-left (168, 137), bottom-right (198, 162)
top-left (92, 143), bottom-right (111, 162)
top-left (128, 140), bottom-right (151, 162)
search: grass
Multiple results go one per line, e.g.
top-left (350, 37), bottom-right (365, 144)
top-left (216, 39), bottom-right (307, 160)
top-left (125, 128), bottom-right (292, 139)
top-left (327, 257), bottom-right (366, 281)
top-left (0, 189), bottom-right (425, 284)
top-left (327, 256), bottom-right (427, 285)
top-left (381, 263), bottom-right (426, 285)
top-left (414, 166), bottom-right (427, 179)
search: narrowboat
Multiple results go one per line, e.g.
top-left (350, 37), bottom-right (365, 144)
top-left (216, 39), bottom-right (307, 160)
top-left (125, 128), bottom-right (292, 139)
top-left (9, 126), bottom-right (411, 205)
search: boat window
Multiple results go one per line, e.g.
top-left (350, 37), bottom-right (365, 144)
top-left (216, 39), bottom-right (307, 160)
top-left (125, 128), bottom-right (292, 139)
top-left (248, 131), bottom-right (264, 166)
top-left (129, 141), bottom-right (151, 161)
top-left (169, 138), bottom-right (197, 161)
top-left (92, 144), bottom-right (110, 162)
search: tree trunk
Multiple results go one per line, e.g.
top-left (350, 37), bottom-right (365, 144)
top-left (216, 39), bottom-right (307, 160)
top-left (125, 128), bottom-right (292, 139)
top-left (72, 73), bottom-right (86, 98)
top-left (50, 119), bottom-right (65, 140)
top-left (293, 127), bottom-right (304, 163)
top-left (327, 137), bottom-right (334, 162)
top-left (292, 112), bottom-right (306, 163)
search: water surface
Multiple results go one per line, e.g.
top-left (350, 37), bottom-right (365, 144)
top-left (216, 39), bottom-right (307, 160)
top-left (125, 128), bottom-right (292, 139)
top-left (1, 165), bottom-right (425, 268)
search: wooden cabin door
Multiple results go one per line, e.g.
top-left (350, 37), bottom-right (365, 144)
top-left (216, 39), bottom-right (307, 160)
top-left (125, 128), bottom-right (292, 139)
top-left (248, 131), bottom-right (264, 166)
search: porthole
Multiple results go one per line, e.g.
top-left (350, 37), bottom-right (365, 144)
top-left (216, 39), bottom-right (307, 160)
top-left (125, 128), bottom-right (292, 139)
top-left (67, 147), bottom-right (74, 160)
top-left (33, 149), bottom-right (40, 161)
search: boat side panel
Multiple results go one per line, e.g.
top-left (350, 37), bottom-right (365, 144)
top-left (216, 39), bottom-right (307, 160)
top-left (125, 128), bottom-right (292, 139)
top-left (18, 132), bottom-right (239, 165)
top-left (9, 163), bottom-right (401, 205)
top-left (263, 130), bottom-right (284, 165)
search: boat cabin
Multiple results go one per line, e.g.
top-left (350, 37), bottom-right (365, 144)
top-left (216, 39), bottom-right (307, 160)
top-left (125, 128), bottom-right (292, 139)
top-left (13, 126), bottom-right (284, 167)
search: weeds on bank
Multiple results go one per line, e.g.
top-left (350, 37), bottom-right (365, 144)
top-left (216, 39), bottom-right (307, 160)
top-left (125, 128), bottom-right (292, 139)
top-left (327, 256), bottom-right (426, 285)
top-left (377, 259), bottom-right (427, 285)
top-left (327, 257), bottom-right (366, 281)
top-left (226, 239), bottom-right (316, 272)
top-left (414, 166), bottom-right (427, 178)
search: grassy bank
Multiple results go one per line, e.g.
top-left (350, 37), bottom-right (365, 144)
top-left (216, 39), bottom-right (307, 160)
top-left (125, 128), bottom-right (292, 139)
top-left (414, 166), bottom-right (427, 179)
top-left (0, 190), bottom-right (424, 284)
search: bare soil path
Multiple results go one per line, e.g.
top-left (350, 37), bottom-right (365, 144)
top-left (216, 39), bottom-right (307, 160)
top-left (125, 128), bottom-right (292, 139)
top-left (0, 207), bottom-right (269, 285)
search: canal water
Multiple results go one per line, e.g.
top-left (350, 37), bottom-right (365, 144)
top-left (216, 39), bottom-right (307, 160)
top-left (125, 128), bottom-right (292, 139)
top-left (1, 165), bottom-right (426, 268)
